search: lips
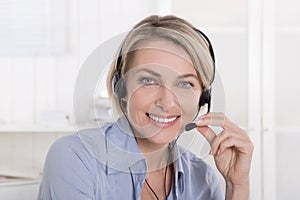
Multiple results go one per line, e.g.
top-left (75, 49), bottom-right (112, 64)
top-left (146, 113), bottom-right (180, 127)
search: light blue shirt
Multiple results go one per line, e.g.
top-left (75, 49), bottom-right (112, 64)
top-left (38, 117), bottom-right (224, 200)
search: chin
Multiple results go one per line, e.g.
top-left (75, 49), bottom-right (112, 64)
top-left (145, 126), bottom-right (182, 145)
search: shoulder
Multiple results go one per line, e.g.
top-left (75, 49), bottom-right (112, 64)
top-left (45, 127), bottom-right (108, 171)
top-left (47, 131), bottom-right (86, 159)
top-left (41, 128), bottom-right (108, 185)
top-left (51, 126), bottom-right (108, 152)
top-left (48, 132), bottom-right (81, 153)
top-left (39, 128), bottom-right (105, 199)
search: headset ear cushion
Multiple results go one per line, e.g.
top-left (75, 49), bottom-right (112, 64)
top-left (112, 73), bottom-right (126, 98)
top-left (199, 89), bottom-right (212, 113)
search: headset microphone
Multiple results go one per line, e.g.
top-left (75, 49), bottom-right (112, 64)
top-left (185, 123), bottom-right (197, 131)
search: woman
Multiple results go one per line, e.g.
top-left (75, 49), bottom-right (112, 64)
top-left (38, 15), bottom-right (253, 200)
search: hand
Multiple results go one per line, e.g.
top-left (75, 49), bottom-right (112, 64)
top-left (196, 112), bottom-right (254, 199)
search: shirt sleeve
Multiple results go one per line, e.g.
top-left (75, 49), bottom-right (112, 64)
top-left (37, 135), bottom-right (95, 200)
top-left (209, 168), bottom-right (224, 200)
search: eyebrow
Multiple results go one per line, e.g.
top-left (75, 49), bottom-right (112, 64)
top-left (135, 68), bottom-right (199, 80)
top-left (134, 68), bottom-right (161, 77)
top-left (177, 74), bottom-right (199, 80)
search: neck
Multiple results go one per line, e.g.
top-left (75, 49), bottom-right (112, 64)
top-left (135, 137), bottom-right (170, 172)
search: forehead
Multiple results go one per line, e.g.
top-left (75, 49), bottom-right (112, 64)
top-left (129, 40), bottom-right (197, 76)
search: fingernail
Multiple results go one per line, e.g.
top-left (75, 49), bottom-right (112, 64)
top-left (211, 148), bottom-right (216, 155)
top-left (196, 120), bottom-right (203, 125)
top-left (217, 149), bottom-right (221, 155)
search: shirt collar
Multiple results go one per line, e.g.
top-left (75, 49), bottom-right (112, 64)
top-left (106, 116), bottom-right (186, 184)
top-left (77, 116), bottom-right (145, 174)
top-left (170, 140), bottom-right (185, 197)
top-left (78, 115), bottom-right (185, 193)
top-left (105, 116), bottom-right (147, 174)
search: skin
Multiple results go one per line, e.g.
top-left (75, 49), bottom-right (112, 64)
top-left (123, 39), bottom-right (254, 200)
top-left (124, 40), bottom-right (201, 153)
top-left (196, 113), bottom-right (254, 199)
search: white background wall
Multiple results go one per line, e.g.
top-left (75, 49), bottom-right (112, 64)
top-left (171, 0), bottom-right (300, 200)
top-left (0, 0), bottom-right (160, 126)
top-left (0, 0), bottom-right (300, 199)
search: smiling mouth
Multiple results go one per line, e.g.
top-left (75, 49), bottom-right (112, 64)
top-left (146, 113), bottom-right (180, 123)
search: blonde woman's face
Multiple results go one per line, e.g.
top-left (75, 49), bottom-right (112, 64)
top-left (123, 40), bottom-right (202, 145)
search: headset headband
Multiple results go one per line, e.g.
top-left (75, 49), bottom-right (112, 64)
top-left (112, 26), bottom-right (216, 113)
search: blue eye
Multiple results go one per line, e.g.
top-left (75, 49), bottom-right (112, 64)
top-left (178, 81), bottom-right (194, 89)
top-left (140, 77), bottom-right (158, 85)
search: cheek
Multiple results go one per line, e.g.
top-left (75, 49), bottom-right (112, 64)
top-left (126, 88), bottom-right (156, 124)
top-left (127, 87), bottom-right (156, 108)
top-left (177, 92), bottom-right (200, 120)
top-left (126, 83), bottom-right (159, 111)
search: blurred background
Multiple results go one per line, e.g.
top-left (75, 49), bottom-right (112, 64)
top-left (0, 0), bottom-right (299, 199)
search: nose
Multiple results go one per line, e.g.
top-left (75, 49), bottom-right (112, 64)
top-left (155, 86), bottom-right (178, 112)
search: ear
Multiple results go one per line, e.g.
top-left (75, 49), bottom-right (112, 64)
top-left (113, 74), bottom-right (127, 98)
top-left (198, 88), bottom-right (212, 113)
top-left (119, 97), bottom-right (127, 113)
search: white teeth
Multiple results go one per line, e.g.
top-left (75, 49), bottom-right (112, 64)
top-left (148, 114), bottom-right (177, 123)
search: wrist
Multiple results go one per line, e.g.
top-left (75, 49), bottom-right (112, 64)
top-left (225, 179), bottom-right (250, 200)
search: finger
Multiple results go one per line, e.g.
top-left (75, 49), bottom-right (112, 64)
top-left (196, 112), bottom-right (227, 128)
top-left (210, 130), bottom-right (229, 155)
top-left (215, 137), bottom-right (253, 156)
top-left (197, 112), bottom-right (248, 134)
top-left (199, 112), bottom-right (225, 121)
top-left (197, 125), bottom-right (216, 147)
top-left (210, 130), bottom-right (247, 155)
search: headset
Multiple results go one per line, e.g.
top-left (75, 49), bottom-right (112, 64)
top-left (112, 27), bottom-right (216, 114)
top-left (110, 24), bottom-right (217, 199)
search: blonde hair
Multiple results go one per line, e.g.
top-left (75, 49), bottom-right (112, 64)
top-left (106, 15), bottom-right (215, 114)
